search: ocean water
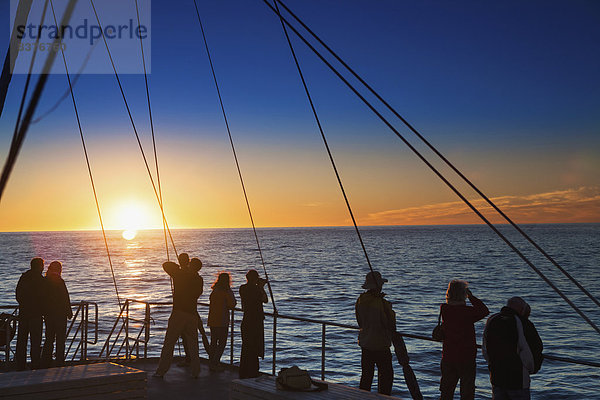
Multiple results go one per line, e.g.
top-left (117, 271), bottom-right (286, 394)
top-left (0, 224), bottom-right (599, 399)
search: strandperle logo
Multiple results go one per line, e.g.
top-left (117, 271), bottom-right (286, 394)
top-left (10, 0), bottom-right (152, 74)
top-left (16, 18), bottom-right (149, 46)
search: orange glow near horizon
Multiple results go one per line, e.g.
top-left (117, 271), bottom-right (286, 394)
top-left (0, 136), bottom-right (598, 232)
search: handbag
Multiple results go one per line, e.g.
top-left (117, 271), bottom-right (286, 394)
top-left (276, 366), bottom-right (328, 392)
top-left (432, 305), bottom-right (444, 342)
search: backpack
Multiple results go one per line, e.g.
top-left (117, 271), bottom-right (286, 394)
top-left (276, 366), bottom-right (328, 391)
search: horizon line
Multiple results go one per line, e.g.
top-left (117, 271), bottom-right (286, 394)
top-left (1, 221), bottom-right (598, 234)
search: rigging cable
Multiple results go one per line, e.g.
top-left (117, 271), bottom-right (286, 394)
top-left (133, 0), bottom-right (170, 263)
top-left (261, 0), bottom-right (600, 335)
top-left (31, 39), bottom-right (99, 124)
top-left (192, 0), bottom-right (277, 312)
top-left (48, 0), bottom-right (121, 307)
top-left (7, 0), bottom-right (48, 169)
top-left (0, 0), bottom-right (77, 203)
top-left (89, 0), bottom-right (179, 258)
top-left (272, 0), bottom-right (600, 310)
top-left (272, 0), bottom-right (374, 275)
top-left (0, 0), bottom-right (33, 120)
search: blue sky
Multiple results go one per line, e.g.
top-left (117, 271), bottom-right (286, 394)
top-left (0, 0), bottom-right (598, 230)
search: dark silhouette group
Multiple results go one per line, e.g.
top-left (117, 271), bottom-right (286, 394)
top-left (14, 255), bottom-right (544, 399)
top-left (356, 272), bottom-right (543, 400)
top-left (15, 258), bottom-right (72, 371)
top-left (154, 253), bottom-right (268, 380)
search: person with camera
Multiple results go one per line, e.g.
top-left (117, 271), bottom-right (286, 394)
top-left (439, 280), bottom-right (489, 400)
top-left (239, 269), bottom-right (268, 378)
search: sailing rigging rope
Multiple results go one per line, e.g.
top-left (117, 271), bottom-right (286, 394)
top-left (88, 0), bottom-right (179, 259)
top-left (271, 0), bottom-right (600, 310)
top-left (133, 0), bottom-right (170, 263)
top-left (0, 0), bottom-right (77, 203)
top-left (192, 0), bottom-right (277, 312)
top-left (261, 0), bottom-right (600, 336)
top-left (272, 0), bottom-right (374, 275)
top-left (48, 0), bottom-right (121, 308)
top-left (31, 40), bottom-right (99, 125)
top-left (6, 0), bottom-right (48, 177)
top-left (0, 0), bottom-right (33, 121)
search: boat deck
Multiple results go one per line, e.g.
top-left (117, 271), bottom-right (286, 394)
top-left (120, 356), bottom-right (240, 399)
top-left (121, 357), bottom-right (401, 399)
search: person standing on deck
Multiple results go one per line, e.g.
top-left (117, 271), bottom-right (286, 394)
top-left (355, 270), bottom-right (395, 395)
top-left (482, 297), bottom-right (543, 400)
top-left (154, 253), bottom-right (203, 378)
top-left (41, 261), bottom-right (73, 368)
top-left (15, 257), bottom-right (46, 370)
top-left (178, 257), bottom-right (204, 367)
top-left (439, 280), bottom-right (489, 400)
top-left (207, 272), bottom-right (236, 371)
top-left (239, 269), bottom-right (268, 378)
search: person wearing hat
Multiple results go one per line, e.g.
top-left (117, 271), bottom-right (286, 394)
top-left (355, 270), bottom-right (395, 395)
top-left (482, 297), bottom-right (543, 400)
top-left (41, 261), bottom-right (73, 368)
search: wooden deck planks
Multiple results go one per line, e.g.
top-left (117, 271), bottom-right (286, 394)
top-left (0, 362), bottom-right (147, 399)
top-left (230, 375), bottom-right (401, 399)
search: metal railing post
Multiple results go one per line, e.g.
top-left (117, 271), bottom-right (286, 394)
top-left (80, 301), bottom-right (85, 361)
top-left (83, 302), bottom-right (88, 361)
top-left (321, 323), bottom-right (325, 380)
top-left (145, 303), bottom-right (150, 359)
top-left (125, 300), bottom-right (130, 359)
top-left (230, 309), bottom-right (234, 364)
top-left (272, 312), bottom-right (277, 376)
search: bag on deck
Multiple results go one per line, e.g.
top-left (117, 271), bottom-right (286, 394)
top-left (276, 365), bottom-right (328, 392)
top-left (432, 306), bottom-right (444, 342)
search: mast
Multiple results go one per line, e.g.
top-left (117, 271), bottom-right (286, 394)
top-left (0, 0), bottom-right (34, 119)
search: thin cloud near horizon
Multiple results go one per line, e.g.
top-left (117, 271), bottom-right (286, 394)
top-left (362, 187), bottom-right (600, 226)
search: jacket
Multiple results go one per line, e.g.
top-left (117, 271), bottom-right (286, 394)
top-left (208, 287), bottom-right (236, 327)
top-left (355, 291), bottom-right (396, 351)
top-left (163, 262), bottom-right (203, 315)
top-left (43, 275), bottom-right (73, 319)
top-left (15, 269), bottom-right (46, 318)
top-left (483, 306), bottom-right (543, 389)
top-left (441, 295), bottom-right (489, 363)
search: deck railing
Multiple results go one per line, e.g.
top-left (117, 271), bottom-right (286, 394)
top-left (2, 300), bottom-right (599, 374)
top-left (99, 299), bottom-right (600, 380)
top-left (0, 302), bottom-right (97, 365)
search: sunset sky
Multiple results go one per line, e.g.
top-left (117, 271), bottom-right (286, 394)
top-left (0, 0), bottom-right (598, 232)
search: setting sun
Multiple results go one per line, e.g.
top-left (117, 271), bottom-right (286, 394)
top-left (122, 229), bottom-right (137, 240)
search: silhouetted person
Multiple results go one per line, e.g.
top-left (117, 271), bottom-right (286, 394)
top-left (41, 261), bottom-right (73, 368)
top-left (239, 269), bottom-right (267, 378)
top-left (15, 257), bottom-right (46, 370)
top-left (439, 280), bottom-right (489, 400)
top-left (208, 272), bottom-right (236, 371)
top-left (483, 297), bottom-right (543, 400)
top-left (154, 253), bottom-right (203, 378)
top-left (356, 271), bottom-right (395, 395)
top-left (178, 256), bottom-right (204, 367)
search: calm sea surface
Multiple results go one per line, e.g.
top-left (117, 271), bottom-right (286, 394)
top-left (0, 224), bottom-right (599, 399)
